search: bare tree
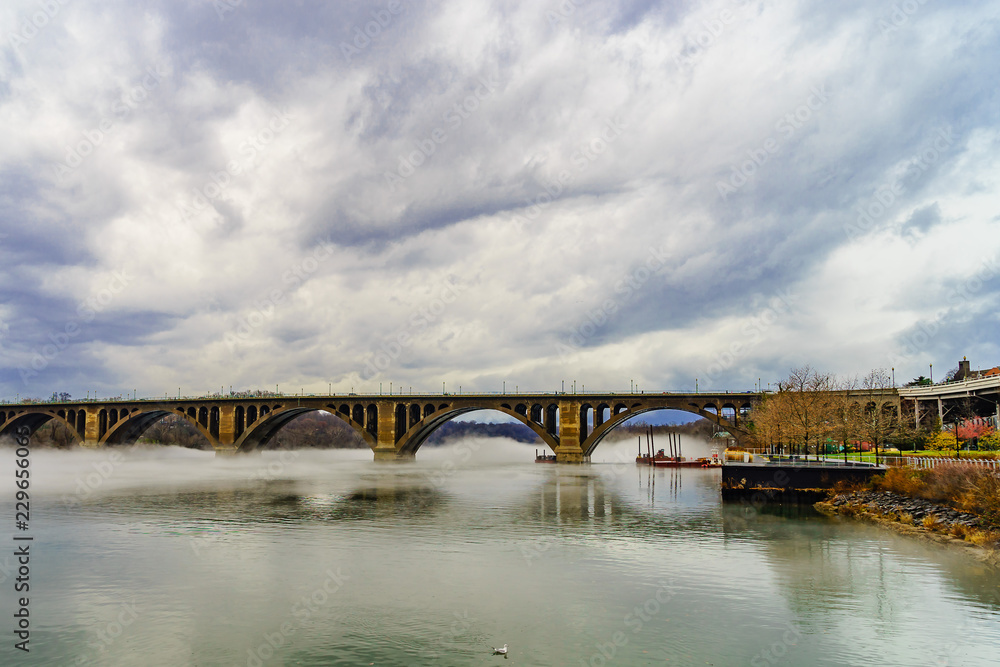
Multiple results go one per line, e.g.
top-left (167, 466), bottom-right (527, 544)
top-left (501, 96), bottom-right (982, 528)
top-left (749, 390), bottom-right (792, 456)
top-left (779, 366), bottom-right (837, 460)
top-left (831, 375), bottom-right (862, 463)
top-left (857, 368), bottom-right (898, 465)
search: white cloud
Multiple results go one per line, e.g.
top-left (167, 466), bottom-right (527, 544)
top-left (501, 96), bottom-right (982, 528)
top-left (2, 0), bottom-right (999, 399)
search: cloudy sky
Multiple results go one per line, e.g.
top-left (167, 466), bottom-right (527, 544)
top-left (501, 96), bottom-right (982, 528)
top-left (2, 0), bottom-right (999, 401)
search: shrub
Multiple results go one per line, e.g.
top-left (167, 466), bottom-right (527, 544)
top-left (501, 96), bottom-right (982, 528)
top-left (979, 431), bottom-right (1000, 452)
top-left (871, 467), bottom-right (928, 496)
top-left (870, 463), bottom-right (1000, 530)
top-left (968, 529), bottom-right (1000, 547)
top-left (832, 478), bottom-right (866, 494)
top-left (927, 464), bottom-right (979, 502)
top-left (928, 431), bottom-right (961, 452)
top-left (922, 515), bottom-right (943, 530)
top-left (961, 469), bottom-right (1000, 526)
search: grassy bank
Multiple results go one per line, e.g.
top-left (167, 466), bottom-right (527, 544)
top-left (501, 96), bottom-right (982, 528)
top-left (870, 464), bottom-right (1000, 526)
top-left (817, 463), bottom-right (1000, 560)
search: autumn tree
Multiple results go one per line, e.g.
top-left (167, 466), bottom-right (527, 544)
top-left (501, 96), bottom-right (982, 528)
top-left (778, 366), bottom-right (838, 460)
top-left (750, 366), bottom-right (837, 459)
top-left (830, 375), bottom-right (862, 463)
top-left (748, 390), bottom-right (793, 455)
top-left (856, 368), bottom-right (899, 464)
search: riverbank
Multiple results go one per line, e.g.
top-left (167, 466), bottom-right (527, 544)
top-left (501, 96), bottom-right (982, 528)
top-left (816, 490), bottom-right (1000, 568)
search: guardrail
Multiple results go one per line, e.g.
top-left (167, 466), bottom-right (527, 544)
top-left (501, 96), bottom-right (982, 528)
top-left (898, 456), bottom-right (1000, 470)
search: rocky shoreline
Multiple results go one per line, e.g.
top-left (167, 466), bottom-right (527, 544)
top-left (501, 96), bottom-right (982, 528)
top-left (815, 490), bottom-right (1000, 567)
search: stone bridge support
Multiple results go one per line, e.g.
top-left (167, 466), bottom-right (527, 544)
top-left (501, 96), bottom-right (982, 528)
top-left (375, 399), bottom-right (412, 462)
top-left (553, 399), bottom-right (587, 463)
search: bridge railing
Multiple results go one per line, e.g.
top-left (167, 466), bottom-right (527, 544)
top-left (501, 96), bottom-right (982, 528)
top-left (0, 388), bottom-right (768, 406)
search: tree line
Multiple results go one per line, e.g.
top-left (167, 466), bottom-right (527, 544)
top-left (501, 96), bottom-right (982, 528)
top-left (749, 366), bottom-right (999, 458)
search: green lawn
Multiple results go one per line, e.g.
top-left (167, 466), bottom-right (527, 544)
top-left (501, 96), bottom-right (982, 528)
top-left (821, 450), bottom-right (997, 463)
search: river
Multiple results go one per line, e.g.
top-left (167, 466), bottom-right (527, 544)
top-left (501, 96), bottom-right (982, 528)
top-left (3, 438), bottom-right (999, 666)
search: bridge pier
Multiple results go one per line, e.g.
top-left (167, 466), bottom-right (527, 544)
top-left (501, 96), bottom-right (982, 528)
top-left (552, 400), bottom-right (589, 462)
top-left (214, 447), bottom-right (243, 457)
top-left (554, 448), bottom-right (589, 463)
top-left (373, 449), bottom-right (416, 462)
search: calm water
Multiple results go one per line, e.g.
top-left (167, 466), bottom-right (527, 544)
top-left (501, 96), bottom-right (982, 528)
top-left (3, 439), bottom-right (1000, 666)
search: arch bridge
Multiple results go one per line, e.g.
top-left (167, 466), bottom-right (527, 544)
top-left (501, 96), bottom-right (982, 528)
top-left (0, 392), bottom-right (761, 462)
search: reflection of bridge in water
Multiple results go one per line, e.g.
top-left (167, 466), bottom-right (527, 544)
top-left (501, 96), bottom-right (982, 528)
top-left (1, 392), bottom-right (762, 462)
top-left (67, 466), bottom-right (725, 538)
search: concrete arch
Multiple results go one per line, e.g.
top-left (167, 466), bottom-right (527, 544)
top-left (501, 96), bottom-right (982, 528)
top-left (100, 408), bottom-right (214, 447)
top-left (580, 403), bottom-right (594, 439)
top-left (234, 407), bottom-right (376, 452)
top-left (581, 405), bottom-right (746, 457)
top-left (530, 404), bottom-right (543, 422)
top-left (394, 405), bottom-right (559, 456)
top-left (0, 409), bottom-right (85, 445)
top-left (595, 403), bottom-right (610, 427)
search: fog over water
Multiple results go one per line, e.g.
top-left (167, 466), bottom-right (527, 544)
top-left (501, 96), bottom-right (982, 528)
top-left (13, 434), bottom-right (720, 500)
top-left (3, 440), bottom-right (999, 666)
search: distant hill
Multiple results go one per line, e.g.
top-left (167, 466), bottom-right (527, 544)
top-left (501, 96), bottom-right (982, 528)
top-left (423, 421), bottom-right (539, 445)
top-left (607, 419), bottom-right (717, 441)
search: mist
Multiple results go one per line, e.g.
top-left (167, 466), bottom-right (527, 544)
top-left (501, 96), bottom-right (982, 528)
top-left (589, 434), bottom-right (720, 464)
top-left (1, 432), bottom-right (723, 506)
top-left (0, 438), bottom-right (543, 501)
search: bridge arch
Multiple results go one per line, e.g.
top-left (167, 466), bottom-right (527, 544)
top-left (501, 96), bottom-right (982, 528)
top-left (0, 409), bottom-right (84, 445)
top-left (394, 405), bottom-right (559, 456)
top-left (99, 407), bottom-right (214, 447)
top-left (234, 406), bottom-right (376, 452)
top-left (581, 404), bottom-right (747, 457)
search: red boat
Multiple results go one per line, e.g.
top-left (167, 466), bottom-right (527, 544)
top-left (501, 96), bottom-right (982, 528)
top-left (635, 431), bottom-right (722, 468)
top-left (636, 429), bottom-right (692, 466)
